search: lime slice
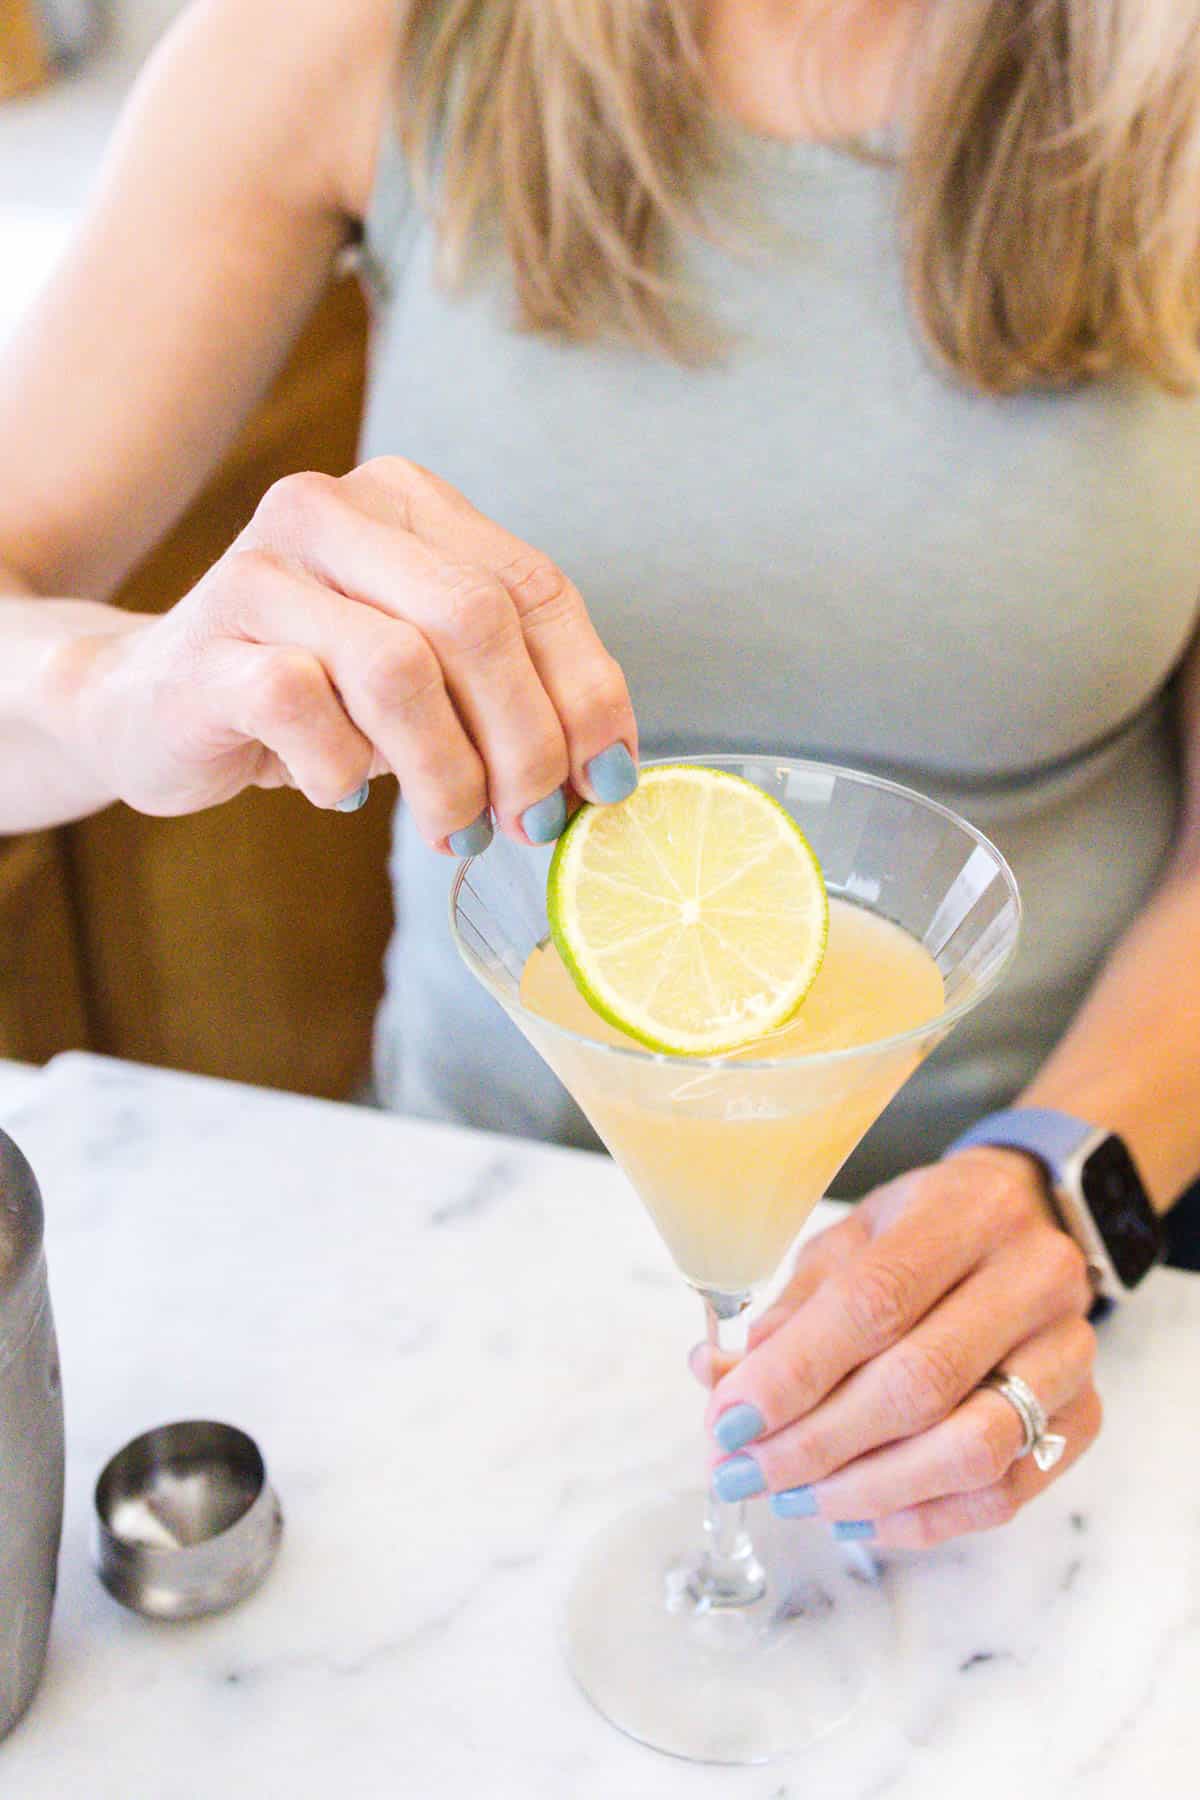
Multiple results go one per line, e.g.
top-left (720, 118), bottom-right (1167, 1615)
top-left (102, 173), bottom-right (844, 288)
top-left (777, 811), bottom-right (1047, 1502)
top-left (547, 765), bottom-right (828, 1055)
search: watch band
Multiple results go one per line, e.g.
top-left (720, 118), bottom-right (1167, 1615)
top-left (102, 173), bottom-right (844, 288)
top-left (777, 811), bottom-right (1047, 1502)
top-left (945, 1106), bottom-right (1163, 1305)
top-left (946, 1107), bottom-right (1095, 1180)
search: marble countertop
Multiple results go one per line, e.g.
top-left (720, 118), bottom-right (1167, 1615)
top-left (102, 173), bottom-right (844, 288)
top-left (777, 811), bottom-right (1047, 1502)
top-left (0, 1051), bottom-right (1196, 1797)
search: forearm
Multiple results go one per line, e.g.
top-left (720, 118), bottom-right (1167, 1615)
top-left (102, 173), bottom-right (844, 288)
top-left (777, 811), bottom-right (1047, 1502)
top-left (0, 573), bottom-right (145, 831)
top-left (1019, 847), bottom-right (1200, 1213)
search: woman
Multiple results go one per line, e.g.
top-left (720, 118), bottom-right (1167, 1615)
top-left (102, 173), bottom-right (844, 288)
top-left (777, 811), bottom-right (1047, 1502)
top-left (2, 0), bottom-right (1197, 1549)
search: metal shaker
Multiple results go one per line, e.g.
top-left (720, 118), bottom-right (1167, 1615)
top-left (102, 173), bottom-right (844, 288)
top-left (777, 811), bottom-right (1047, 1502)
top-left (0, 1128), bottom-right (64, 1742)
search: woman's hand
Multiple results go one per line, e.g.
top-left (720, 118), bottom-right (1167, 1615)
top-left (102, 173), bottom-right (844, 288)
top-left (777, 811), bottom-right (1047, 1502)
top-left (52, 458), bottom-right (638, 847)
top-left (695, 1149), bottom-right (1102, 1548)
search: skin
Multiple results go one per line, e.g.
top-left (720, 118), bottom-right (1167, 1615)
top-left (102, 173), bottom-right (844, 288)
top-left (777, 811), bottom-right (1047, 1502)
top-left (1, 0), bottom-right (1197, 1542)
top-left (0, 0), bottom-right (636, 842)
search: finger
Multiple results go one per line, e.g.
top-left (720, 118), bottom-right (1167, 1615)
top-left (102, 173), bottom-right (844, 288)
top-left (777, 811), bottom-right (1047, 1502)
top-left (696, 1215), bottom-right (867, 1389)
top-left (788, 1313), bottom-right (1096, 1523)
top-left (746, 1211), bottom-right (872, 1352)
top-left (245, 473), bottom-right (569, 838)
top-left (707, 1167), bottom-right (1002, 1445)
top-left (253, 753), bottom-right (299, 792)
top-left (213, 549), bottom-right (488, 849)
top-left (746, 1227), bottom-right (1091, 1493)
top-left (224, 642), bottom-right (375, 811)
top-left (869, 1384), bottom-right (1103, 1550)
top-left (688, 1344), bottom-right (740, 1388)
top-left (343, 459), bottom-right (640, 804)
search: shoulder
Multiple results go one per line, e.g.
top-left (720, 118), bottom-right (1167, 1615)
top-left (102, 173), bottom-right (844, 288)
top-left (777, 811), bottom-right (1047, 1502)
top-left (140, 0), bottom-right (399, 224)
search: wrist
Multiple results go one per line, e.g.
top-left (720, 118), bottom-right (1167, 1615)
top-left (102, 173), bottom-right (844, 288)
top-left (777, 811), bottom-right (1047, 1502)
top-left (38, 608), bottom-right (148, 799)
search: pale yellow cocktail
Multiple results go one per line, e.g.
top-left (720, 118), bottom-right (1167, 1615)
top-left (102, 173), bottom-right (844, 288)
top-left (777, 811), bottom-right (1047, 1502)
top-left (520, 896), bottom-right (943, 1293)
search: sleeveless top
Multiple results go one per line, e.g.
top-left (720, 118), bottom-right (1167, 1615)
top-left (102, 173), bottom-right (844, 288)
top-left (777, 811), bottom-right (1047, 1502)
top-left (358, 118), bottom-right (1200, 1192)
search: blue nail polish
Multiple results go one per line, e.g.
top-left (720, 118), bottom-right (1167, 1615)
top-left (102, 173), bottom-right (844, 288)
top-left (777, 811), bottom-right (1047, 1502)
top-left (449, 810), bottom-right (494, 857)
top-left (586, 743), bottom-right (638, 805)
top-left (714, 1403), bottom-right (765, 1454)
top-left (522, 789), bottom-right (567, 843)
top-left (771, 1485), bottom-right (819, 1520)
top-left (335, 782), bottom-right (370, 813)
top-left (712, 1454), bottom-right (765, 1503)
top-left (832, 1520), bottom-right (876, 1542)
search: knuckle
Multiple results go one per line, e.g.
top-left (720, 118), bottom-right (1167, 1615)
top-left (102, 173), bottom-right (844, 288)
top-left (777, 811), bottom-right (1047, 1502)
top-left (786, 1419), bottom-right (839, 1483)
top-left (967, 1483), bottom-right (1019, 1532)
top-left (746, 1307), bottom-right (787, 1354)
top-left (1008, 1174), bottom-right (1050, 1230)
top-left (435, 569), bottom-right (518, 658)
top-left (363, 454), bottom-right (441, 496)
top-left (509, 725), bottom-right (570, 797)
top-left (1070, 1316), bottom-right (1099, 1374)
top-left (357, 456), bottom-right (454, 527)
top-left (755, 1338), bottom-right (815, 1425)
top-left (909, 1507), bottom-right (952, 1550)
top-left (566, 655), bottom-right (633, 729)
top-left (973, 1159), bottom-right (1041, 1238)
top-left (501, 552), bottom-right (578, 625)
top-left (842, 1258), bottom-right (918, 1351)
top-left (254, 470), bottom-right (337, 543)
top-left (362, 634), bottom-right (443, 712)
top-left (955, 1408), bottom-right (1013, 1490)
top-left (423, 753), bottom-right (487, 822)
top-left (775, 1325), bottom-right (823, 1404)
top-left (947, 1148), bottom-right (1044, 1241)
top-left (260, 649), bottom-right (325, 727)
top-left (311, 760), bottom-right (367, 809)
top-left (211, 547), bottom-right (286, 618)
top-left (884, 1337), bottom-right (968, 1430)
top-left (1041, 1228), bottom-right (1090, 1303)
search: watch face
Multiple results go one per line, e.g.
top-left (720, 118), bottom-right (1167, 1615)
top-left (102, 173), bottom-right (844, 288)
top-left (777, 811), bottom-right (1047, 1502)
top-left (1080, 1136), bottom-right (1163, 1288)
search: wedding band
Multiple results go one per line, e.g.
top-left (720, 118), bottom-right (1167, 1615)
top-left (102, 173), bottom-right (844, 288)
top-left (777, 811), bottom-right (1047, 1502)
top-left (980, 1370), bottom-right (1067, 1473)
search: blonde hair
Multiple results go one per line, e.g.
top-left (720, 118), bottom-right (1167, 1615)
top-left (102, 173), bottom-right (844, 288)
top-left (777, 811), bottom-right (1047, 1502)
top-left (393, 1), bottom-right (1200, 395)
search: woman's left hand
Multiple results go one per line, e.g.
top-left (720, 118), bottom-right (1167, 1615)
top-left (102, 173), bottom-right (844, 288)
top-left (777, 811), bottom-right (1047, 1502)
top-left (696, 1149), bottom-right (1103, 1548)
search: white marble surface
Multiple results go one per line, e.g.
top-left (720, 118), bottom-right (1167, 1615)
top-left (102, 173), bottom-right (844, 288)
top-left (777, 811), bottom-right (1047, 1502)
top-left (0, 1050), bottom-right (1196, 1797)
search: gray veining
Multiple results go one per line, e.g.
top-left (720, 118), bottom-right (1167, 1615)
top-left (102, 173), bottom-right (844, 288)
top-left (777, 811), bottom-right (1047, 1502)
top-left (0, 1051), bottom-right (1196, 1798)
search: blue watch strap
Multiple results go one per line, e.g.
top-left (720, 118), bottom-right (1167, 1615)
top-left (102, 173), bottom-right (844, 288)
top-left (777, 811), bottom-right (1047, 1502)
top-left (945, 1107), bottom-right (1094, 1181)
top-left (946, 1108), bottom-right (1135, 1321)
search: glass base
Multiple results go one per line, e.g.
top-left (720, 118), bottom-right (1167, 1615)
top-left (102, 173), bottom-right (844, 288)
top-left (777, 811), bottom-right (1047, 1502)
top-left (565, 1492), bottom-right (894, 1765)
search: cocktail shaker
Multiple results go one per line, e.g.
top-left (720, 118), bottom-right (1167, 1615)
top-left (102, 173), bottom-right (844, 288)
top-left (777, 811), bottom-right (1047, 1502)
top-left (0, 1128), bottom-right (64, 1742)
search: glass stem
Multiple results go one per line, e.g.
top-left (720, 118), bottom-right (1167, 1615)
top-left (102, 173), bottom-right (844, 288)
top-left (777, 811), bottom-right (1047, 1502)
top-left (697, 1292), bottom-right (766, 1608)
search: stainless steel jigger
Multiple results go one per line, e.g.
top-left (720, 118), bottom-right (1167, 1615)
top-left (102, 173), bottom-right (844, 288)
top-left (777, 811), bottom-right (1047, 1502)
top-left (93, 1421), bottom-right (283, 1620)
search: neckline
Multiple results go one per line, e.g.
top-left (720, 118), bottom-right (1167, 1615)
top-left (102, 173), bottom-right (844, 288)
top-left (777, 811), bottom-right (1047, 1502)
top-left (709, 110), bottom-right (901, 172)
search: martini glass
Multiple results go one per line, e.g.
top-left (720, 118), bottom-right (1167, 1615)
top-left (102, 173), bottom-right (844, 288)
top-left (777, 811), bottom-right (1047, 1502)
top-left (450, 753), bottom-right (1020, 1764)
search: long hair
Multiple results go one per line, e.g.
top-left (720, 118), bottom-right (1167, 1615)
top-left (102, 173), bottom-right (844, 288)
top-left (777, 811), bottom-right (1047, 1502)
top-left (392, 1), bottom-right (1200, 394)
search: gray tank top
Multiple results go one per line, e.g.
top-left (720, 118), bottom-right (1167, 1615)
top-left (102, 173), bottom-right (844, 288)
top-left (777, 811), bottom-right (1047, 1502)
top-left (360, 121), bottom-right (1200, 1190)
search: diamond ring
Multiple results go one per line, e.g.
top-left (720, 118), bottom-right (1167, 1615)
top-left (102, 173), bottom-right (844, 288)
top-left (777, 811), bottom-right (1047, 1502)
top-left (979, 1370), bottom-right (1067, 1472)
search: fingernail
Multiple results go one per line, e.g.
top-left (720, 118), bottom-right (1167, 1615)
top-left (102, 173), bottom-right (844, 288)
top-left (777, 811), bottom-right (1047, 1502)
top-left (712, 1454), bottom-right (765, 1503)
top-left (449, 810), bottom-right (494, 857)
top-left (521, 789), bottom-right (567, 843)
top-left (585, 743), bottom-right (638, 805)
top-left (714, 1403), bottom-right (765, 1454)
top-left (771, 1485), bottom-right (818, 1519)
top-left (335, 782), bottom-right (370, 813)
top-left (832, 1520), bottom-right (876, 1542)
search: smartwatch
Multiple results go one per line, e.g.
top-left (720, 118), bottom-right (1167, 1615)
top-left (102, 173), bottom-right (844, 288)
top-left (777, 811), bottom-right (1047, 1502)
top-left (945, 1107), bottom-right (1164, 1303)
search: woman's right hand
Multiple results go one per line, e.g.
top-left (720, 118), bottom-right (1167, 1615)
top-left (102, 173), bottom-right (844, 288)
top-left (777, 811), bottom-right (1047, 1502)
top-left (57, 456), bottom-right (638, 849)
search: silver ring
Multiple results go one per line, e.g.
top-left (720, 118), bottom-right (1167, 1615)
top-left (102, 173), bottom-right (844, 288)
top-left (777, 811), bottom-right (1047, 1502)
top-left (980, 1370), bottom-right (1067, 1472)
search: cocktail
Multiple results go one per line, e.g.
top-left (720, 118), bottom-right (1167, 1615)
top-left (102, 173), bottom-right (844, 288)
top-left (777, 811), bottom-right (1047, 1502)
top-left (450, 753), bottom-right (1020, 1764)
